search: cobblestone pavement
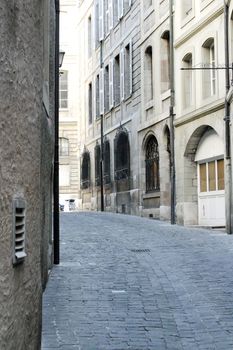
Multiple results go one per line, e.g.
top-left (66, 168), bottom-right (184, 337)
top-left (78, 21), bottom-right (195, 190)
top-left (42, 212), bottom-right (233, 350)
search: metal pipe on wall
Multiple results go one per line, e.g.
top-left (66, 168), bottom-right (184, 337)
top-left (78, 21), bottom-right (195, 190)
top-left (54, 0), bottom-right (60, 263)
top-left (224, 0), bottom-right (232, 234)
top-left (169, 0), bottom-right (176, 225)
top-left (100, 40), bottom-right (104, 212)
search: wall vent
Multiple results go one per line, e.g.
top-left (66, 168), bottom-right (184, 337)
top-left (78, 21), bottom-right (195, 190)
top-left (13, 199), bottom-right (26, 266)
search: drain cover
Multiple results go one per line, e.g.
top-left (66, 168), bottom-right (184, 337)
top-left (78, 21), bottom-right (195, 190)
top-left (130, 249), bottom-right (150, 253)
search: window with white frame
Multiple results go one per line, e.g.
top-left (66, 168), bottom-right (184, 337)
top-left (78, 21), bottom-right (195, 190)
top-left (144, 46), bottom-right (153, 103)
top-left (202, 38), bottom-right (216, 98)
top-left (59, 70), bottom-right (68, 109)
top-left (96, 74), bottom-right (100, 118)
top-left (160, 31), bottom-right (170, 93)
top-left (59, 137), bottom-right (69, 157)
top-left (114, 54), bottom-right (120, 105)
top-left (88, 82), bottom-right (93, 124)
top-left (182, 53), bottom-right (192, 109)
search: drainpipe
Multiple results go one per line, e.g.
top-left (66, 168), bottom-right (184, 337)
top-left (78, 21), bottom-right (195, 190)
top-left (54, 0), bottom-right (60, 263)
top-left (100, 40), bottom-right (104, 212)
top-left (169, 0), bottom-right (176, 224)
top-left (224, 0), bottom-right (232, 234)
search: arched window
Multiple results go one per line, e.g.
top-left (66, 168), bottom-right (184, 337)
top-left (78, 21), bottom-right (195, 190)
top-left (81, 151), bottom-right (90, 189)
top-left (95, 144), bottom-right (101, 186)
top-left (59, 137), bottom-right (69, 156)
top-left (144, 46), bottom-right (153, 102)
top-left (114, 130), bottom-right (130, 181)
top-left (145, 136), bottom-right (160, 192)
top-left (182, 53), bottom-right (192, 109)
top-left (202, 38), bottom-right (216, 98)
top-left (161, 31), bottom-right (170, 93)
top-left (104, 140), bottom-right (111, 184)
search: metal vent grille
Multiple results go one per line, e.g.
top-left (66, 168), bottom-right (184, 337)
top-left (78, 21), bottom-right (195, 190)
top-left (13, 199), bottom-right (26, 265)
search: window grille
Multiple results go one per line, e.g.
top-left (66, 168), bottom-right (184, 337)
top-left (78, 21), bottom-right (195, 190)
top-left (13, 199), bottom-right (26, 266)
top-left (114, 130), bottom-right (130, 181)
top-left (145, 136), bottom-right (160, 192)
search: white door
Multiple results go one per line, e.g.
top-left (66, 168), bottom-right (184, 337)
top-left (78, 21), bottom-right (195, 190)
top-left (198, 159), bottom-right (225, 226)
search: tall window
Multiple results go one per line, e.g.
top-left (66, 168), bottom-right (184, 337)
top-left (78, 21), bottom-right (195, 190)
top-left (104, 140), bottom-right (111, 184)
top-left (59, 137), bottom-right (69, 157)
top-left (81, 151), bottom-right (90, 189)
top-left (182, 0), bottom-right (192, 18)
top-left (124, 43), bottom-right (132, 98)
top-left (161, 31), bottom-right (170, 93)
top-left (88, 15), bottom-right (92, 57)
top-left (202, 38), bottom-right (216, 98)
top-left (88, 82), bottom-right (93, 124)
top-left (95, 1), bottom-right (100, 47)
top-left (144, 46), bottom-right (153, 102)
top-left (182, 53), bottom-right (192, 109)
top-left (114, 54), bottom-right (120, 105)
top-left (59, 71), bottom-right (68, 109)
top-left (96, 74), bottom-right (100, 118)
top-left (104, 0), bottom-right (110, 34)
top-left (115, 130), bottom-right (130, 180)
top-left (145, 136), bottom-right (160, 192)
top-left (95, 144), bottom-right (101, 186)
top-left (104, 65), bottom-right (110, 112)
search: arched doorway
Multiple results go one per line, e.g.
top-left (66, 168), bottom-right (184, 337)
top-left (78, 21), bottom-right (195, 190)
top-left (195, 129), bottom-right (225, 226)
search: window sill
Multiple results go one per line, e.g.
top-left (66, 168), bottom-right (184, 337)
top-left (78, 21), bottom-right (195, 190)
top-left (143, 5), bottom-right (154, 20)
top-left (143, 191), bottom-right (160, 200)
top-left (145, 100), bottom-right (154, 111)
top-left (161, 89), bottom-right (171, 101)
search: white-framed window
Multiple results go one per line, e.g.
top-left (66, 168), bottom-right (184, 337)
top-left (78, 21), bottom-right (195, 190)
top-left (59, 70), bottom-right (68, 109)
top-left (199, 159), bottom-right (224, 193)
top-left (160, 31), bottom-right (170, 93)
top-left (144, 46), bottom-right (153, 102)
top-left (104, 65), bottom-right (110, 112)
top-left (114, 54), bottom-right (121, 105)
top-left (59, 138), bottom-right (69, 157)
top-left (202, 38), bottom-right (216, 99)
top-left (88, 82), bottom-right (93, 124)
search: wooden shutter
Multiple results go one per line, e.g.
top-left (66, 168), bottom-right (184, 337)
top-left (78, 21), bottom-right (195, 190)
top-left (129, 39), bottom-right (133, 95)
top-left (109, 58), bottom-right (114, 108)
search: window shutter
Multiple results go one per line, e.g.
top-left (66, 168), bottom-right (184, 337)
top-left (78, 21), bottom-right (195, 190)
top-left (129, 39), bottom-right (133, 95)
top-left (99, 0), bottom-right (104, 41)
top-left (109, 58), bottom-right (114, 108)
top-left (100, 68), bottom-right (104, 114)
top-left (118, 0), bottom-right (124, 19)
top-left (120, 48), bottom-right (125, 101)
top-left (109, 0), bottom-right (113, 30)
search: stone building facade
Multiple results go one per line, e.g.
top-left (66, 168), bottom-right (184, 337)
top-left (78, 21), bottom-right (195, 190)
top-left (0, 1), bottom-right (55, 349)
top-left (77, 0), bottom-right (233, 231)
top-left (59, 0), bottom-right (80, 208)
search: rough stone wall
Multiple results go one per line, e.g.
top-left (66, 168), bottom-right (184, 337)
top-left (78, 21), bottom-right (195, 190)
top-left (0, 1), bottom-right (54, 349)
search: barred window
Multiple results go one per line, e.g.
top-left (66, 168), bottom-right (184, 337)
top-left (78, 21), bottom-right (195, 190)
top-left (115, 131), bottom-right (130, 181)
top-left (145, 136), bottom-right (160, 192)
top-left (81, 151), bottom-right (90, 189)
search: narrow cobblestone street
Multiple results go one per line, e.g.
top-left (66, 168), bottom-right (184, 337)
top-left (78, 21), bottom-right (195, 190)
top-left (42, 212), bottom-right (233, 350)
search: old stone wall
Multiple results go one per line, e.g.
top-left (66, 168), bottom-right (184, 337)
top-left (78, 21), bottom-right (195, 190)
top-left (0, 1), bottom-right (54, 349)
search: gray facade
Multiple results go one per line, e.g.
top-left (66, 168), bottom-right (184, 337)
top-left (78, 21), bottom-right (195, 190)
top-left (0, 1), bottom-right (55, 348)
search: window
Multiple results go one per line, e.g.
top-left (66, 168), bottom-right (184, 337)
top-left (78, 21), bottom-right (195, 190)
top-left (199, 159), bottom-right (225, 192)
top-left (182, 0), bottom-right (192, 18)
top-left (160, 31), bottom-right (170, 93)
top-left (59, 137), bottom-right (69, 157)
top-left (81, 151), bottom-right (90, 189)
top-left (60, 165), bottom-right (70, 187)
top-left (182, 53), bottom-right (192, 109)
top-left (95, 144), bottom-right (101, 186)
top-left (114, 130), bottom-right (130, 180)
top-left (104, 140), bottom-right (111, 184)
top-left (104, 65), bottom-right (110, 112)
top-left (96, 75), bottom-right (100, 118)
top-left (59, 71), bottom-right (68, 109)
top-left (104, 0), bottom-right (110, 34)
top-left (124, 43), bottom-right (132, 98)
top-left (202, 38), bottom-right (216, 98)
top-left (88, 82), bottom-right (93, 124)
top-left (95, 0), bottom-right (100, 47)
top-left (144, 46), bottom-right (153, 102)
top-left (144, 0), bottom-right (152, 11)
top-left (145, 136), bottom-right (160, 192)
top-left (114, 54), bottom-right (120, 105)
top-left (88, 15), bottom-right (92, 57)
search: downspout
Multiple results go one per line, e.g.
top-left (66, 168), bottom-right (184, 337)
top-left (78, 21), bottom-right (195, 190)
top-left (224, 1), bottom-right (232, 234)
top-left (54, 0), bottom-right (60, 263)
top-left (169, 0), bottom-right (176, 224)
top-left (100, 40), bottom-right (104, 212)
